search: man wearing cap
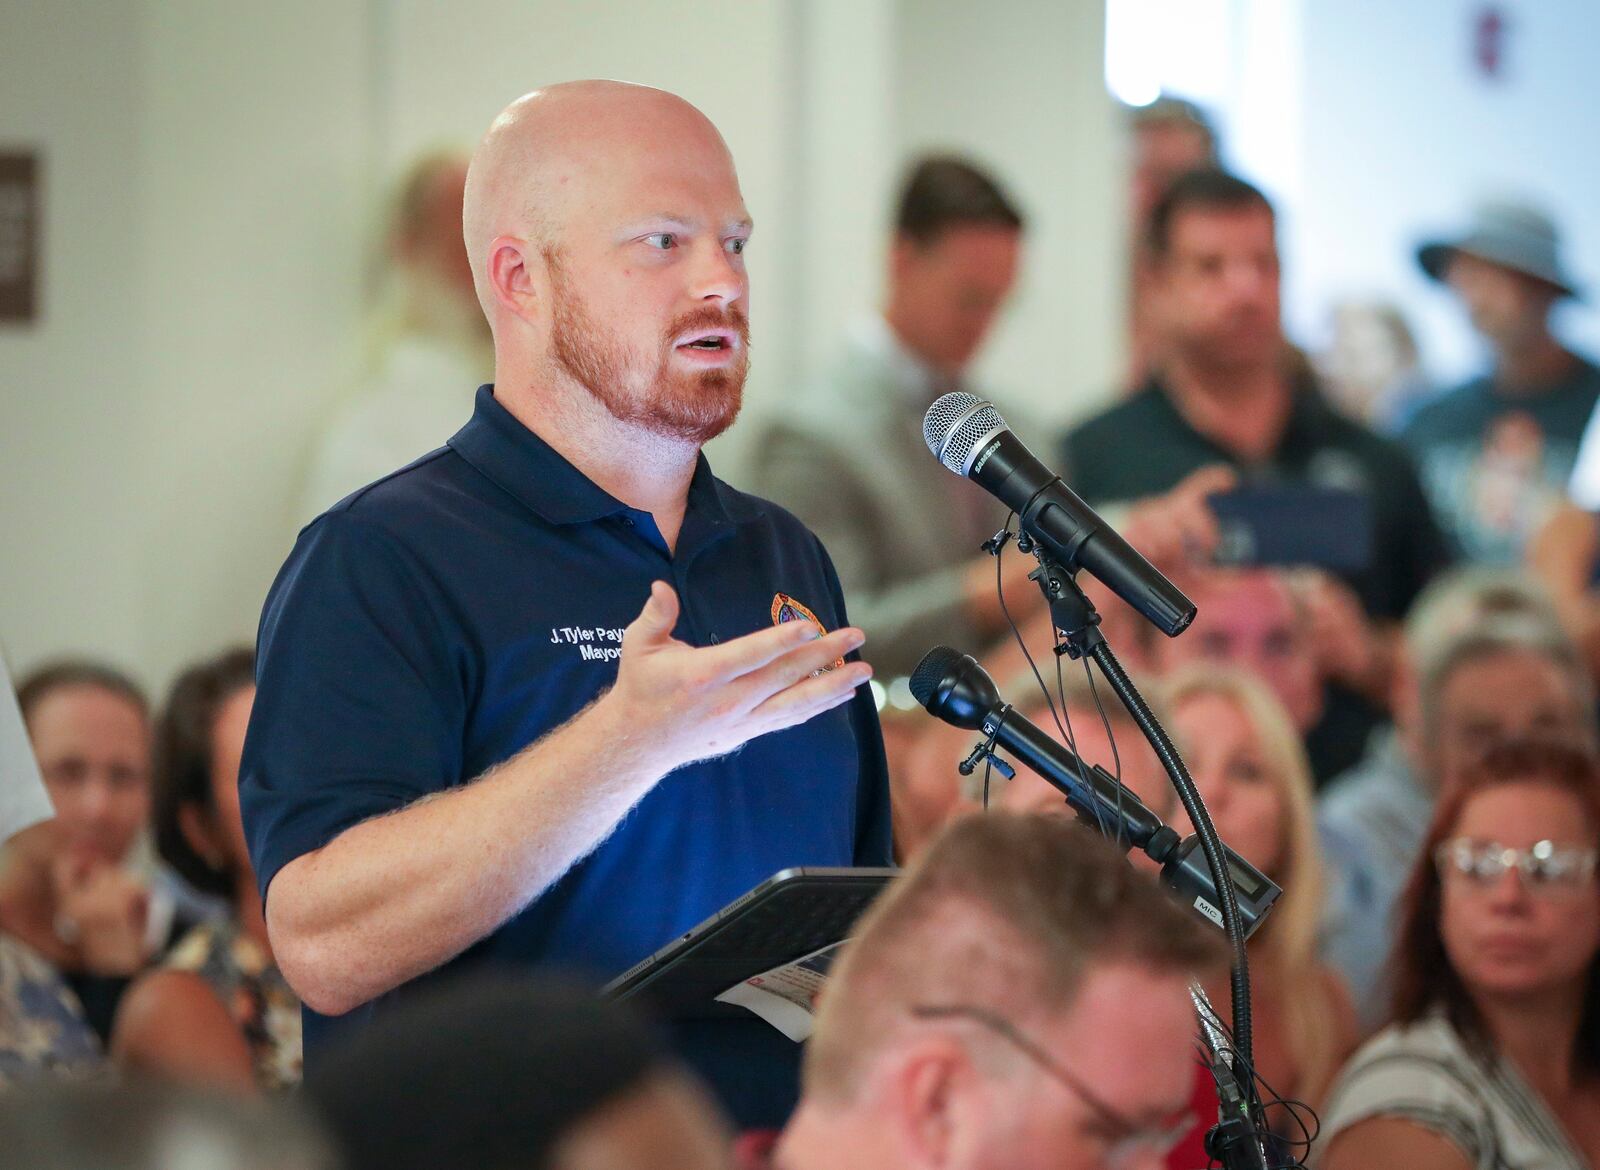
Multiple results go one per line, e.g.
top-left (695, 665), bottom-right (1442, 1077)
top-left (1403, 200), bottom-right (1599, 563)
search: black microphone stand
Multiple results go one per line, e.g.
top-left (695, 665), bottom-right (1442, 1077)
top-left (1020, 538), bottom-right (1271, 1170)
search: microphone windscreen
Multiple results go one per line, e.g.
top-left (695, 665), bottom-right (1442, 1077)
top-left (922, 392), bottom-right (1007, 475)
top-left (909, 645), bottom-right (966, 709)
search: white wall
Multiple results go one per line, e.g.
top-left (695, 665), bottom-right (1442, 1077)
top-left (0, 1), bottom-right (154, 679)
top-left (0, 2), bottom-right (372, 691)
top-left (1209, 0), bottom-right (1600, 383)
top-left (0, 0), bottom-right (1120, 693)
top-left (1299, 0), bottom-right (1600, 383)
top-left (894, 0), bottom-right (1123, 426)
top-left (132, 0), bottom-right (373, 690)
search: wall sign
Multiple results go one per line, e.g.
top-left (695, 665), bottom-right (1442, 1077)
top-left (0, 152), bottom-right (40, 324)
top-left (1475, 5), bottom-right (1509, 81)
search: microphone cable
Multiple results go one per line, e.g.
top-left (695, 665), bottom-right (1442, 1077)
top-left (988, 516), bottom-right (1114, 842)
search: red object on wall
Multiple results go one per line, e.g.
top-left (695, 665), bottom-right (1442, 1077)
top-left (1475, 5), bottom-right (1508, 80)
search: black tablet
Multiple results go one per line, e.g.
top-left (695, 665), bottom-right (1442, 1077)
top-left (601, 867), bottom-right (897, 1019)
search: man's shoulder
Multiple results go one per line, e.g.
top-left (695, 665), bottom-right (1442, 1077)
top-left (788, 350), bottom-right (917, 438)
top-left (745, 354), bottom-right (922, 502)
top-left (1556, 353), bottom-right (1600, 415)
top-left (330, 441), bottom-right (492, 520)
top-left (1400, 378), bottom-right (1495, 443)
top-left (712, 474), bottom-right (827, 554)
top-left (290, 447), bottom-right (489, 571)
top-left (1574, 352), bottom-right (1600, 387)
top-left (1318, 742), bottom-right (1431, 861)
top-left (1059, 387), bottom-right (1177, 493)
top-left (1064, 386), bottom-right (1167, 447)
top-left (1307, 391), bottom-right (1431, 480)
top-left (1319, 771), bottom-right (1400, 837)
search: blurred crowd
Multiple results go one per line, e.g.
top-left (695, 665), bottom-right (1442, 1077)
top-left (5, 90), bottom-right (1600, 1170)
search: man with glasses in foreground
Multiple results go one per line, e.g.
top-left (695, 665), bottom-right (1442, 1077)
top-left (775, 812), bottom-right (1226, 1170)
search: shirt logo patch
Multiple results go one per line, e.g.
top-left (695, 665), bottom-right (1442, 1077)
top-left (771, 593), bottom-right (844, 672)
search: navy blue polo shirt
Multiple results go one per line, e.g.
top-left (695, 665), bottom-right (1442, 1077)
top-left (240, 385), bottom-right (892, 1124)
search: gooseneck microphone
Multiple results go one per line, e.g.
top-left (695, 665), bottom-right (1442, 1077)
top-left (922, 392), bottom-right (1196, 637)
top-left (910, 646), bottom-right (1280, 940)
top-left (909, 646), bottom-right (1170, 851)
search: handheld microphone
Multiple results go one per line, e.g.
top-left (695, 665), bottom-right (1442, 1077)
top-left (922, 392), bottom-right (1196, 637)
top-left (909, 646), bottom-right (1279, 940)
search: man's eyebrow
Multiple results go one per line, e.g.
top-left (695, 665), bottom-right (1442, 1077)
top-left (619, 214), bottom-right (754, 235)
top-left (615, 214), bottom-right (694, 239)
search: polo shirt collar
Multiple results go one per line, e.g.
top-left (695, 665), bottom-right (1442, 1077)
top-left (851, 315), bottom-right (943, 405)
top-left (448, 384), bottom-right (739, 531)
top-left (1147, 366), bottom-right (1330, 465)
top-left (1274, 370), bottom-right (1338, 461)
top-left (687, 454), bottom-right (742, 527)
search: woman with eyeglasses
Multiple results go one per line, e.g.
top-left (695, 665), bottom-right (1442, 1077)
top-left (1318, 738), bottom-right (1600, 1170)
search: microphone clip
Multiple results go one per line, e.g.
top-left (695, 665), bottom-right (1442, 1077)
top-left (957, 725), bottom-right (1016, 781)
top-left (1027, 548), bottom-right (1103, 660)
top-left (980, 528), bottom-right (1015, 558)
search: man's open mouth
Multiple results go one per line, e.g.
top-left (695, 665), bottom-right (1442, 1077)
top-left (676, 330), bottom-right (737, 351)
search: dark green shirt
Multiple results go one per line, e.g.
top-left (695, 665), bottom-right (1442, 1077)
top-left (1059, 377), bottom-right (1451, 622)
top-left (1401, 356), bottom-right (1600, 563)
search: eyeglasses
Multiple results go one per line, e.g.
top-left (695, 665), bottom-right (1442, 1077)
top-left (910, 1004), bottom-right (1194, 1166)
top-left (1435, 837), bottom-right (1599, 892)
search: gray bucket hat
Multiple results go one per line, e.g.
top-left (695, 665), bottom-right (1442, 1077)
top-left (1417, 200), bottom-right (1583, 300)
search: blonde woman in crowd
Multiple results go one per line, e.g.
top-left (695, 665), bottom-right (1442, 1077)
top-left (1162, 665), bottom-right (1359, 1164)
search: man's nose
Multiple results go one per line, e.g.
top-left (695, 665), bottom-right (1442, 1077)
top-left (79, 776), bottom-right (116, 823)
top-left (1223, 259), bottom-right (1268, 299)
top-left (689, 239), bottom-right (745, 305)
top-left (1197, 770), bottom-right (1231, 808)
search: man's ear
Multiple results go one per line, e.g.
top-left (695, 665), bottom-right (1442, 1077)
top-left (888, 233), bottom-right (928, 286)
top-left (487, 235), bottom-right (541, 324)
top-left (893, 1036), bottom-right (970, 1169)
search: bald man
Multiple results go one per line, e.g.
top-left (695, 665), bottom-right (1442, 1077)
top-left (240, 82), bottom-right (891, 1126)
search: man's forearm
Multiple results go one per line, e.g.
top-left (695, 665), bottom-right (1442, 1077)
top-left (260, 583), bottom-right (867, 1017)
top-left (264, 695), bottom-right (660, 1015)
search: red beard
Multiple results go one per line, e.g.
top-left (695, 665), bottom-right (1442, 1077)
top-left (547, 250), bottom-right (748, 444)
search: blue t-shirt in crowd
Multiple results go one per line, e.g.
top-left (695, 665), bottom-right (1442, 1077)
top-left (1401, 356), bottom-right (1600, 563)
top-left (240, 385), bottom-right (893, 1126)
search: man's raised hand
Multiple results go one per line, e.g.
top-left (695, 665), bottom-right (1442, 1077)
top-left (1122, 464), bottom-right (1238, 570)
top-left (597, 581), bottom-right (872, 775)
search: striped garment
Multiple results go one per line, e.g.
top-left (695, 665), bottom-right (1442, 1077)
top-left (1317, 1014), bottom-right (1589, 1169)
